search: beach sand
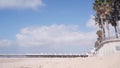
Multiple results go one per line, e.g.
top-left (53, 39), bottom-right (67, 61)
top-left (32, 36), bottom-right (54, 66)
top-left (0, 53), bottom-right (120, 68)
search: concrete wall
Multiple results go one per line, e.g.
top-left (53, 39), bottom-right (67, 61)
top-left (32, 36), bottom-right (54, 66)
top-left (96, 40), bottom-right (120, 56)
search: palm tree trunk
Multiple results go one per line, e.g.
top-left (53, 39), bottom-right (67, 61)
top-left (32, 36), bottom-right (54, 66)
top-left (100, 16), bottom-right (106, 39)
top-left (114, 26), bottom-right (118, 38)
top-left (106, 21), bottom-right (110, 37)
top-left (116, 21), bottom-right (120, 37)
top-left (117, 3), bottom-right (120, 37)
top-left (116, 2), bottom-right (120, 37)
top-left (103, 26), bottom-right (106, 38)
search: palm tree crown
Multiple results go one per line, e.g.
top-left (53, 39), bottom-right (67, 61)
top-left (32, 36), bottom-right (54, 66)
top-left (93, 0), bottom-right (120, 40)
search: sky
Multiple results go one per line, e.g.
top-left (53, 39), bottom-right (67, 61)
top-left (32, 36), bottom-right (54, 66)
top-left (0, 0), bottom-right (97, 54)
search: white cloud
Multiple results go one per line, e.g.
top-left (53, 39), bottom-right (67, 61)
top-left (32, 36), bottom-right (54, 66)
top-left (86, 15), bottom-right (98, 29)
top-left (16, 24), bottom-right (96, 47)
top-left (0, 15), bottom-right (98, 47)
top-left (0, 39), bottom-right (13, 46)
top-left (0, 0), bottom-right (44, 9)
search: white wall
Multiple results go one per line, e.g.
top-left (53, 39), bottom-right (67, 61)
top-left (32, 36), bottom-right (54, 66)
top-left (96, 41), bottom-right (120, 56)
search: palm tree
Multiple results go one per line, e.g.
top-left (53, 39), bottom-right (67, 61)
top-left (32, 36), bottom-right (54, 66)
top-left (93, 0), bottom-right (106, 39)
top-left (109, 0), bottom-right (119, 38)
top-left (116, 0), bottom-right (120, 35)
top-left (93, 0), bottom-right (120, 38)
top-left (104, 0), bottom-right (112, 37)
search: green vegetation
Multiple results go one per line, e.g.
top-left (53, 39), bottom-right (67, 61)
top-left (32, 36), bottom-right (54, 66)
top-left (93, 0), bottom-right (120, 48)
top-left (93, 0), bottom-right (120, 39)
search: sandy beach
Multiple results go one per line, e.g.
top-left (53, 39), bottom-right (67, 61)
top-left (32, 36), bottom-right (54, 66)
top-left (0, 53), bottom-right (120, 68)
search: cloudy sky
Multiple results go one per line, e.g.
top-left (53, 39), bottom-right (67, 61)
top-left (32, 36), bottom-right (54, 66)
top-left (0, 0), bottom-right (97, 54)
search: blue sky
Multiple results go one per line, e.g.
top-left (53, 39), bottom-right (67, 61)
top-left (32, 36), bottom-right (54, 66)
top-left (0, 0), bottom-right (97, 54)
